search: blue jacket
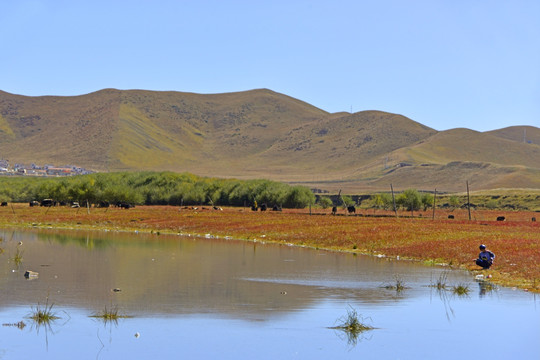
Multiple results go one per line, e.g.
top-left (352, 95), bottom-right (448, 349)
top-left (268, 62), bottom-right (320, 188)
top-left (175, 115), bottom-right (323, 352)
top-left (478, 250), bottom-right (495, 263)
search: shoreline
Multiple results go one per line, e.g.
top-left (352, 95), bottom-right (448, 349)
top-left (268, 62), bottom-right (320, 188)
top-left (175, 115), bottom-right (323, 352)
top-left (0, 204), bottom-right (538, 292)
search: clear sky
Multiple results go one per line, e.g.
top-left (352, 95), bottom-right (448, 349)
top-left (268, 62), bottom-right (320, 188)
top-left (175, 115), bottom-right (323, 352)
top-left (1, 0), bottom-right (539, 131)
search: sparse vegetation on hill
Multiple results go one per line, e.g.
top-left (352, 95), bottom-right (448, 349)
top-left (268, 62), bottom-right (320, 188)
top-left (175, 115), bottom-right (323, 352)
top-left (0, 88), bottom-right (539, 192)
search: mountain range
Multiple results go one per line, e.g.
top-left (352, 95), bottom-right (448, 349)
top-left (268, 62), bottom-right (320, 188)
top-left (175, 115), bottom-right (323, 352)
top-left (1, 88), bottom-right (539, 193)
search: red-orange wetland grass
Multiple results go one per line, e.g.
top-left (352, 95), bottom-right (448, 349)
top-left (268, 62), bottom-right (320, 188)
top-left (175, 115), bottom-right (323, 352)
top-left (0, 204), bottom-right (538, 292)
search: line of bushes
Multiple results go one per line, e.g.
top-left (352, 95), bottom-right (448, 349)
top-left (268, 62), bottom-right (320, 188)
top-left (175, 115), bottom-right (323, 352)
top-left (0, 171), bottom-right (316, 208)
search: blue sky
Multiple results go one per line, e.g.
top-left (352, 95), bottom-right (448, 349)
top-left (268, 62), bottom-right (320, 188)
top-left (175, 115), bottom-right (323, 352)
top-left (1, 0), bottom-right (539, 131)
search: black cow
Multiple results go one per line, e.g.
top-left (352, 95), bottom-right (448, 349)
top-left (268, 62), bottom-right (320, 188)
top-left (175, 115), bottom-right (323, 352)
top-left (116, 202), bottom-right (132, 209)
top-left (496, 216), bottom-right (505, 221)
top-left (347, 205), bottom-right (356, 214)
top-left (532, 217), bottom-right (536, 222)
top-left (40, 199), bottom-right (55, 207)
top-left (0, 202), bottom-right (7, 206)
top-left (448, 215), bottom-right (455, 219)
top-left (331, 206), bottom-right (337, 215)
top-left (272, 205), bottom-right (282, 211)
top-left (260, 203), bottom-right (267, 211)
top-left (29, 200), bottom-right (39, 207)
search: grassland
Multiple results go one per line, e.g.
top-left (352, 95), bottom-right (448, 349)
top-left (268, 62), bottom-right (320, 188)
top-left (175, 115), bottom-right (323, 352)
top-left (0, 204), bottom-right (538, 292)
top-left (2, 89), bottom-right (540, 192)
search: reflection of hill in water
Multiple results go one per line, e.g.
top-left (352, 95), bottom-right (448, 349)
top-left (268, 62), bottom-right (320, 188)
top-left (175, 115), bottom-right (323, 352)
top-left (0, 229), bottom-right (454, 319)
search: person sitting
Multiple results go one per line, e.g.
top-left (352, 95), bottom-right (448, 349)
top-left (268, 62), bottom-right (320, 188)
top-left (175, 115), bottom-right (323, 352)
top-left (475, 244), bottom-right (495, 269)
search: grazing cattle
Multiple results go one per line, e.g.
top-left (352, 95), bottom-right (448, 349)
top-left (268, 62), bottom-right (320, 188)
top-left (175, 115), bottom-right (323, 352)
top-left (29, 200), bottom-right (39, 207)
top-left (347, 205), bottom-right (356, 214)
top-left (98, 201), bottom-right (110, 208)
top-left (532, 217), bottom-right (536, 222)
top-left (260, 203), bottom-right (267, 211)
top-left (448, 215), bottom-right (455, 219)
top-left (116, 202), bottom-right (132, 209)
top-left (272, 205), bottom-right (282, 211)
top-left (0, 202), bottom-right (7, 206)
top-left (40, 199), bottom-right (55, 207)
top-left (251, 205), bottom-right (258, 211)
top-left (213, 206), bottom-right (223, 211)
top-left (71, 202), bottom-right (80, 208)
top-left (496, 216), bottom-right (505, 221)
top-left (331, 206), bottom-right (337, 215)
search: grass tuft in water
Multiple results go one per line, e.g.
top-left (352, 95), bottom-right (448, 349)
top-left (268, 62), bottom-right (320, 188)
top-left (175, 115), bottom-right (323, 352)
top-left (431, 271), bottom-right (449, 290)
top-left (28, 298), bottom-right (60, 325)
top-left (2, 321), bottom-right (26, 330)
top-left (452, 283), bottom-right (470, 296)
top-left (330, 306), bottom-right (374, 346)
top-left (383, 275), bottom-right (407, 292)
top-left (11, 248), bottom-right (23, 266)
top-left (91, 305), bottom-right (132, 322)
top-left (332, 306), bottom-right (373, 333)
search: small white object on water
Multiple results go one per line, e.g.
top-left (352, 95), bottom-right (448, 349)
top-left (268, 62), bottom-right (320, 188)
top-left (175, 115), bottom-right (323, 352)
top-left (475, 274), bottom-right (484, 280)
top-left (135, 332), bottom-right (140, 338)
top-left (18, 241), bottom-right (23, 246)
top-left (396, 256), bottom-right (400, 260)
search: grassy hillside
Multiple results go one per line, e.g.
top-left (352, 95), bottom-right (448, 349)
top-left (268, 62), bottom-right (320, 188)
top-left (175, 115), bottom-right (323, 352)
top-left (487, 125), bottom-right (540, 145)
top-left (0, 89), bottom-right (539, 193)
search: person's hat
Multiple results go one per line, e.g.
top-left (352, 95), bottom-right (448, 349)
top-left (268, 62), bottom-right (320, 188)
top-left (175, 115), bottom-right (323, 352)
top-left (479, 244), bottom-right (486, 250)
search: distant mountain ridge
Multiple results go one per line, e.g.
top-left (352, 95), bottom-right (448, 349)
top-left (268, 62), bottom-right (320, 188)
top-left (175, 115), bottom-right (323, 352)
top-left (1, 88), bottom-right (539, 193)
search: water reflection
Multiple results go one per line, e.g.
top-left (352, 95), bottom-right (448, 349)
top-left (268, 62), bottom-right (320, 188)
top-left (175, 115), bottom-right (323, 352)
top-left (2, 228), bottom-right (469, 319)
top-left (0, 228), bottom-right (538, 360)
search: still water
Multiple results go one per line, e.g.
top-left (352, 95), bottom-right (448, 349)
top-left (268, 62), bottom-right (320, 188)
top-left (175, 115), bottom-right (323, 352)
top-left (0, 229), bottom-right (538, 359)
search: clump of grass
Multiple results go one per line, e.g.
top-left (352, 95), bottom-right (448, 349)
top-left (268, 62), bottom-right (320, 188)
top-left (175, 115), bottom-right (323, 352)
top-left (28, 299), bottom-right (60, 325)
top-left (431, 271), bottom-right (449, 290)
top-left (452, 283), bottom-right (470, 296)
top-left (2, 321), bottom-right (26, 330)
top-left (330, 306), bottom-right (374, 346)
top-left (91, 305), bottom-right (131, 323)
top-left (383, 275), bottom-right (407, 292)
top-left (11, 248), bottom-right (24, 266)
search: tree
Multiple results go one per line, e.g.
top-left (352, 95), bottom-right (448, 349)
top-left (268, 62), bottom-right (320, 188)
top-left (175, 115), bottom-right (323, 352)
top-left (449, 195), bottom-right (460, 209)
top-left (397, 189), bottom-right (422, 215)
top-left (421, 193), bottom-right (434, 211)
top-left (317, 196), bottom-right (333, 209)
top-left (371, 193), bottom-right (392, 210)
top-left (340, 195), bottom-right (355, 207)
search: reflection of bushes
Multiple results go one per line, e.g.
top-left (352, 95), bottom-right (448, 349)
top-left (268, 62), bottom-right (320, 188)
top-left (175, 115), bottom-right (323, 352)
top-left (37, 233), bottom-right (111, 249)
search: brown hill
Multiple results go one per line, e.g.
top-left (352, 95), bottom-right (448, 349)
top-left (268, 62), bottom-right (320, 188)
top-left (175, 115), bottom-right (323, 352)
top-left (0, 89), bottom-right (539, 193)
top-left (486, 126), bottom-right (540, 145)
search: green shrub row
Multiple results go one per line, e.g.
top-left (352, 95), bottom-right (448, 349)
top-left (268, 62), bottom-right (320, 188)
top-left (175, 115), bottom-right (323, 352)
top-left (0, 172), bottom-right (316, 208)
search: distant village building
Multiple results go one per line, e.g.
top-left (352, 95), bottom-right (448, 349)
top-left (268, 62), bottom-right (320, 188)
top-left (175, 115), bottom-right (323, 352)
top-left (0, 160), bottom-right (93, 177)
